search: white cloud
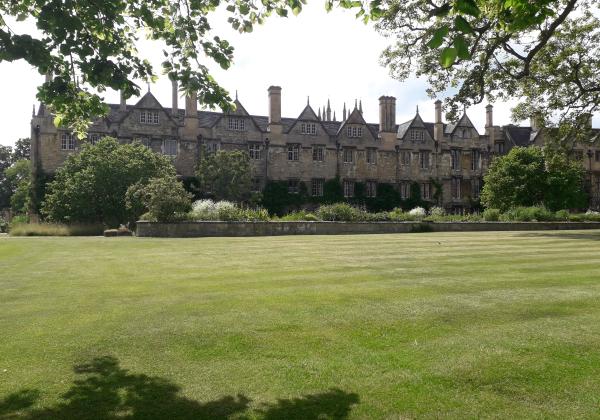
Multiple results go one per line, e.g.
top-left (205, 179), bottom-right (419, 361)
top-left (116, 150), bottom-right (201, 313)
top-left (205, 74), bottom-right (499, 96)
top-left (0, 4), bottom-right (528, 146)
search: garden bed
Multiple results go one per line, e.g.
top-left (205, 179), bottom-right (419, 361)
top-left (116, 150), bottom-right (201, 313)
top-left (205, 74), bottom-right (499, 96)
top-left (136, 220), bottom-right (600, 237)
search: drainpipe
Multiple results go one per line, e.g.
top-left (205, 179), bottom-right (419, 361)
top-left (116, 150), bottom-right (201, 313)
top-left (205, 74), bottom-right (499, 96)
top-left (395, 145), bottom-right (400, 187)
top-left (264, 137), bottom-right (270, 183)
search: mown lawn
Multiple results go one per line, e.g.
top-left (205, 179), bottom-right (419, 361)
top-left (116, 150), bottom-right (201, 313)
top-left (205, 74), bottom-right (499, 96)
top-left (1, 231), bottom-right (600, 419)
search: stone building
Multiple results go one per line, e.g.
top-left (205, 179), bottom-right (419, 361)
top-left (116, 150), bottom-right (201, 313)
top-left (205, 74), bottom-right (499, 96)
top-left (30, 83), bottom-right (600, 211)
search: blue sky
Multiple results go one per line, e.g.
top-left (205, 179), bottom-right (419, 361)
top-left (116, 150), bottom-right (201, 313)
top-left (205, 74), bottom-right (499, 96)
top-left (0, 2), bottom-right (521, 146)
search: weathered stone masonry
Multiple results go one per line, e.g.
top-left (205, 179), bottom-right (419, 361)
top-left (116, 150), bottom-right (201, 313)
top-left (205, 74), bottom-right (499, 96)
top-left (30, 83), bottom-right (600, 211)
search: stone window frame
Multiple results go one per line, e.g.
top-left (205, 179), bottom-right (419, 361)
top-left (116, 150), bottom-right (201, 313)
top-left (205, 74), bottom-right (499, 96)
top-left (496, 142), bottom-right (505, 154)
top-left (61, 133), bottom-right (76, 151)
top-left (288, 178), bottom-right (300, 194)
top-left (140, 110), bottom-right (159, 125)
top-left (400, 151), bottom-right (411, 166)
top-left (346, 125), bottom-right (363, 138)
top-left (312, 145), bottom-right (325, 162)
top-left (227, 117), bottom-right (246, 131)
top-left (409, 129), bottom-right (425, 142)
top-left (451, 177), bottom-right (462, 200)
top-left (343, 179), bottom-right (355, 198)
top-left (366, 180), bottom-right (377, 198)
top-left (400, 182), bottom-right (410, 199)
top-left (472, 177), bottom-right (482, 199)
top-left (420, 150), bottom-right (430, 169)
top-left (311, 178), bottom-right (324, 197)
top-left (366, 148), bottom-right (377, 165)
top-left (88, 133), bottom-right (100, 145)
top-left (287, 144), bottom-right (300, 161)
top-left (421, 182), bottom-right (431, 200)
top-left (343, 147), bottom-right (354, 164)
top-left (248, 143), bottom-right (262, 160)
top-left (451, 149), bottom-right (461, 170)
top-left (301, 122), bottom-right (317, 136)
top-left (471, 149), bottom-right (481, 170)
top-left (163, 139), bottom-right (178, 157)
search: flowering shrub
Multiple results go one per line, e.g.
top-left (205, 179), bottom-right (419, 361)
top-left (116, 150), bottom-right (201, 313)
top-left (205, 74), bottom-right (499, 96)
top-left (409, 207), bottom-right (426, 218)
top-left (429, 206), bottom-right (445, 217)
top-left (189, 200), bottom-right (268, 221)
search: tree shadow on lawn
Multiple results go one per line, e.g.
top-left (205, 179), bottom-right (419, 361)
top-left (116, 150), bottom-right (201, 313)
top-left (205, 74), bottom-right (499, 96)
top-left (0, 356), bottom-right (359, 420)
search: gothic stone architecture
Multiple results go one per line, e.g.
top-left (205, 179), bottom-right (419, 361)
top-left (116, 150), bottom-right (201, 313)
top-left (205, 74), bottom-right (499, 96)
top-left (30, 83), bottom-right (600, 211)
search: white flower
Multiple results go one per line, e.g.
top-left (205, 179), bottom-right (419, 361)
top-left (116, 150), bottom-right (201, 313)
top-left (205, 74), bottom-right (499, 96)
top-left (409, 207), bottom-right (426, 217)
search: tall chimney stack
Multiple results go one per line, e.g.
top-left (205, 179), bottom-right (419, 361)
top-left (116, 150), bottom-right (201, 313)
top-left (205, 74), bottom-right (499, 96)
top-left (378, 96), bottom-right (396, 133)
top-left (435, 100), bottom-right (442, 124)
top-left (185, 92), bottom-right (197, 117)
top-left (171, 79), bottom-right (178, 115)
top-left (485, 104), bottom-right (493, 127)
top-left (268, 86), bottom-right (282, 125)
top-left (434, 100), bottom-right (443, 141)
top-left (530, 114), bottom-right (541, 131)
top-left (119, 90), bottom-right (127, 111)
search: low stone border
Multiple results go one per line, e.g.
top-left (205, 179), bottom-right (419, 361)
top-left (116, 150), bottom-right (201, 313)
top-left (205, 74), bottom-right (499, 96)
top-left (136, 221), bottom-right (600, 238)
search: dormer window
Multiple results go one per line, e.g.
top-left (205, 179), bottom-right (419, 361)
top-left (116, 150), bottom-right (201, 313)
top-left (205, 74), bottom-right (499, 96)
top-left (347, 126), bottom-right (362, 138)
top-left (301, 123), bottom-right (317, 135)
top-left (140, 111), bottom-right (159, 125)
top-left (228, 118), bottom-right (245, 131)
top-left (409, 130), bottom-right (425, 142)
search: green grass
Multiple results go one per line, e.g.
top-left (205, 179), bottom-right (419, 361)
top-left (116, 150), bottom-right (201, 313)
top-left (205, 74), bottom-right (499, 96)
top-left (2, 231), bottom-right (600, 419)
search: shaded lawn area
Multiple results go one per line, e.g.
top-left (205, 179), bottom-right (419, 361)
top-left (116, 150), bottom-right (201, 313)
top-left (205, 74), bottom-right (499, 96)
top-left (1, 230), bottom-right (600, 418)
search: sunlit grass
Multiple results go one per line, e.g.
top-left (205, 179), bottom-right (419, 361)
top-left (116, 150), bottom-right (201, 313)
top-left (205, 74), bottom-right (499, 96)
top-left (1, 231), bottom-right (600, 418)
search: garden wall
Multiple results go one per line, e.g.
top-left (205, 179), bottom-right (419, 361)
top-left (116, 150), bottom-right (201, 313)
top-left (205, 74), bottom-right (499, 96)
top-left (136, 221), bottom-right (600, 238)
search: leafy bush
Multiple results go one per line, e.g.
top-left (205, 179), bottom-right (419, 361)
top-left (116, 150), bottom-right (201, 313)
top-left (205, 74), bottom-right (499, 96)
top-left (128, 176), bottom-right (192, 222)
top-left (189, 199), bottom-right (269, 221)
top-left (429, 206), bottom-right (445, 217)
top-left (278, 211), bottom-right (320, 221)
top-left (196, 149), bottom-right (252, 202)
top-left (317, 203), bottom-right (362, 221)
top-left (481, 147), bottom-right (586, 211)
top-left (499, 206), bottom-right (556, 222)
top-left (388, 208), bottom-right (416, 221)
top-left (9, 223), bottom-right (103, 236)
top-left (0, 216), bottom-right (8, 233)
top-left (554, 209), bottom-right (570, 221)
top-left (482, 208), bottom-right (501, 221)
top-left (43, 137), bottom-right (175, 225)
top-left (362, 212), bottom-right (391, 222)
top-left (570, 211), bottom-right (600, 222)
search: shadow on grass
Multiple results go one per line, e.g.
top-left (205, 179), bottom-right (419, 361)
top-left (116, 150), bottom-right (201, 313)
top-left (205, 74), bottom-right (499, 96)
top-left (515, 231), bottom-right (600, 241)
top-left (0, 356), bottom-right (359, 420)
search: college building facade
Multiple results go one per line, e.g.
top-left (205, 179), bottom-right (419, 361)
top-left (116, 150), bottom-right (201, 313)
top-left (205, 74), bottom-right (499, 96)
top-left (30, 83), bottom-right (600, 211)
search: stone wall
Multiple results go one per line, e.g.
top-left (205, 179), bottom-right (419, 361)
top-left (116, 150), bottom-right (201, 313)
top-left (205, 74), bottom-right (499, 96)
top-left (136, 221), bottom-right (600, 238)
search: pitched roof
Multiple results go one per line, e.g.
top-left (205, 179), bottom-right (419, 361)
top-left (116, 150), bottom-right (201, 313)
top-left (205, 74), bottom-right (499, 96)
top-left (504, 125), bottom-right (534, 147)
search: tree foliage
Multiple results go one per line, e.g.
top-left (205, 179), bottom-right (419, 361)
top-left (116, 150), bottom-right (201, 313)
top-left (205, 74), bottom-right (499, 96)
top-left (480, 146), bottom-right (586, 211)
top-left (1, 0), bottom-right (305, 137)
top-left (349, 0), bottom-right (600, 133)
top-left (4, 159), bottom-right (31, 214)
top-left (197, 149), bottom-right (252, 202)
top-left (42, 137), bottom-right (175, 225)
top-left (127, 176), bottom-right (192, 222)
